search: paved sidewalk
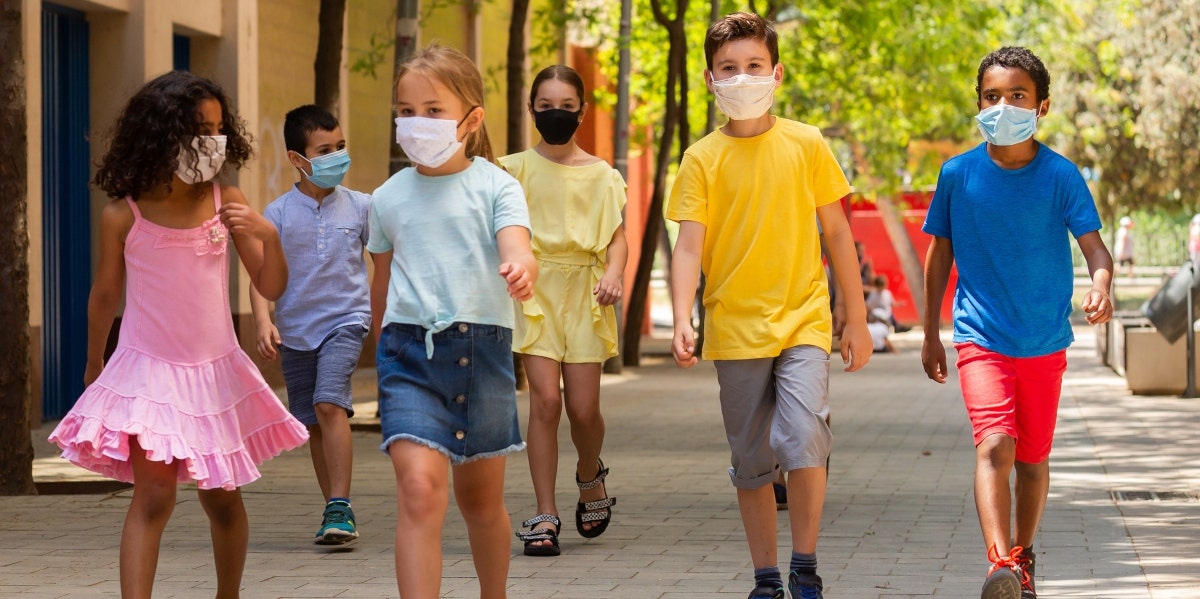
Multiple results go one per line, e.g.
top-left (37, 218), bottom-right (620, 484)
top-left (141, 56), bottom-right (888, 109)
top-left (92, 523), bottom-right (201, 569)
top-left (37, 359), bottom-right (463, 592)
top-left (4, 328), bottom-right (1198, 598)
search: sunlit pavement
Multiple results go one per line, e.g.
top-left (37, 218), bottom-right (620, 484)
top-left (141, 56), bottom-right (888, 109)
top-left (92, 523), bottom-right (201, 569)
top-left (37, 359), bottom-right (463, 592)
top-left (3, 328), bottom-right (1197, 598)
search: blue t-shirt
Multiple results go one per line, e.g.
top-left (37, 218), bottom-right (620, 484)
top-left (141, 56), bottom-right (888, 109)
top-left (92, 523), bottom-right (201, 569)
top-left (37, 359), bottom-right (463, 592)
top-left (366, 157), bottom-right (531, 358)
top-left (922, 143), bottom-right (1101, 357)
top-left (264, 185), bottom-right (371, 350)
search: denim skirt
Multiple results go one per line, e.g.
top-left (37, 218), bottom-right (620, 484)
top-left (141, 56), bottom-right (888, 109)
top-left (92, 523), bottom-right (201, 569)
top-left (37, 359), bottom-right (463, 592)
top-left (377, 322), bottom-right (524, 464)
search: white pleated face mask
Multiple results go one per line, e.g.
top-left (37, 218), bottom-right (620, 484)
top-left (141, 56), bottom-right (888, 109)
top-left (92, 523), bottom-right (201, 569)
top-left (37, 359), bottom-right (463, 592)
top-left (176, 135), bottom-right (227, 184)
top-left (394, 116), bottom-right (463, 168)
top-left (710, 73), bottom-right (777, 121)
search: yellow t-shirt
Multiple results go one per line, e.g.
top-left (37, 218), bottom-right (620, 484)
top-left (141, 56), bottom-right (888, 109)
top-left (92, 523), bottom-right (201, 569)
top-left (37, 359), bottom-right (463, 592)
top-left (666, 118), bottom-right (850, 360)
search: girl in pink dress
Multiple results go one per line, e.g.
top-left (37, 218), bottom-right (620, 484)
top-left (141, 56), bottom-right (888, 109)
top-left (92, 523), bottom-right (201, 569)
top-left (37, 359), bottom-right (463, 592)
top-left (48, 71), bottom-right (308, 599)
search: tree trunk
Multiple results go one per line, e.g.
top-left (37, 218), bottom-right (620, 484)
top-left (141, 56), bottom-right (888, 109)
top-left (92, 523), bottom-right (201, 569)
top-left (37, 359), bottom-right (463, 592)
top-left (314, 0), bottom-right (347, 113)
top-left (847, 137), bottom-right (926, 318)
top-left (623, 0), bottom-right (687, 366)
top-left (505, 0), bottom-right (530, 155)
top-left (0, 1), bottom-right (37, 496)
top-left (389, 0), bottom-right (420, 175)
top-left (604, 0), bottom-right (634, 375)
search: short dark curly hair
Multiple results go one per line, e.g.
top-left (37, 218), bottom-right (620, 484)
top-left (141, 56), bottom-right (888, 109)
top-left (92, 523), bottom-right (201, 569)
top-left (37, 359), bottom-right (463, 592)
top-left (975, 47), bottom-right (1050, 103)
top-left (93, 71), bottom-right (253, 199)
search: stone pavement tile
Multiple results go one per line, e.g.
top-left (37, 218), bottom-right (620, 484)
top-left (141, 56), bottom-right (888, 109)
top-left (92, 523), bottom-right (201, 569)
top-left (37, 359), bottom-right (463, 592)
top-left (7, 330), bottom-right (1200, 597)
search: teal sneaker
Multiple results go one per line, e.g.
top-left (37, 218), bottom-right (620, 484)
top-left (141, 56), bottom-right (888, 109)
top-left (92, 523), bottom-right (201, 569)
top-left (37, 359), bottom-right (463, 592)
top-left (315, 500), bottom-right (358, 545)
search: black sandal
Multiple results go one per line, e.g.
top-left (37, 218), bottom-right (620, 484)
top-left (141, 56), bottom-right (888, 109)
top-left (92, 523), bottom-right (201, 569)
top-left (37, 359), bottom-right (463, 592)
top-left (515, 514), bottom-right (561, 557)
top-left (575, 458), bottom-right (616, 539)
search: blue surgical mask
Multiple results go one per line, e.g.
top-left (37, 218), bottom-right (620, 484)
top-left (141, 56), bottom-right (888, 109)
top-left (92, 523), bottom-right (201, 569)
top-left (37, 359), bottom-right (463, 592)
top-left (975, 103), bottom-right (1039, 146)
top-left (297, 148), bottom-right (351, 189)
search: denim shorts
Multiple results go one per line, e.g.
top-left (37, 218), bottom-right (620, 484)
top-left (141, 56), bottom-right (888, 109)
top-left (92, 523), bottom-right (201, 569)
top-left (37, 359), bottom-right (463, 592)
top-left (280, 324), bottom-right (367, 426)
top-left (376, 322), bottom-right (524, 464)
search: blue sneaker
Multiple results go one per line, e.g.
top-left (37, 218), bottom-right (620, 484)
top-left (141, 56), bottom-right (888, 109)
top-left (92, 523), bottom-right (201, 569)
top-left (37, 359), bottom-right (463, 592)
top-left (315, 500), bottom-right (358, 545)
top-left (748, 582), bottom-right (785, 599)
top-left (787, 571), bottom-right (823, 599)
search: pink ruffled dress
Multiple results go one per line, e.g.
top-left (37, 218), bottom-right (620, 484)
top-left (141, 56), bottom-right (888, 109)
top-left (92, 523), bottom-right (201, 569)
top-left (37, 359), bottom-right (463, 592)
top-left (49, 185), bottom-right (308, 491)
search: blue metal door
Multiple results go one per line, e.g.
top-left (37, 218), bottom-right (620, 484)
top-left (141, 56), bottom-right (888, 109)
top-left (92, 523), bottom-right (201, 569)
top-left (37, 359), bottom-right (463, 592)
top-left (41, 3), bottom-right (91, 419)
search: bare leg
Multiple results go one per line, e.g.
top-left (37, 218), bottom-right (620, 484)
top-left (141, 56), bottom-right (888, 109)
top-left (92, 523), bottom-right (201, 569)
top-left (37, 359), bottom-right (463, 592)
top-left (562, 362), bottom-right (606, 532)
top-left (453, 457), bottom-right (512, 599)
top-left (306, 424), bottom-right (330, 500)
top-left (738, 484), bottom-right (779, 569)
top-left (390, 440), bottom-right (450, 599)
top-left (975, 433), bottom-right (1017, 554)
top-left (521, 354), bottom-right (564, 546)
top-left (197, 487), bottom-right (249, 599)
top-left (1013, 459), bottom-right (1049, 549)
top-left (314, 402), bottom-right (353, 500)
top-left (785, 467), bottom-right (826, 554)
top-left (120, 440), bottom-right (178, 599)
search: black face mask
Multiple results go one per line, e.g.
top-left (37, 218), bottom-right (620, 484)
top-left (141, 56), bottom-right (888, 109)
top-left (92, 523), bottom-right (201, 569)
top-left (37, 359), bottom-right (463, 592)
top-left (533, 108), bottom-right (582, 145)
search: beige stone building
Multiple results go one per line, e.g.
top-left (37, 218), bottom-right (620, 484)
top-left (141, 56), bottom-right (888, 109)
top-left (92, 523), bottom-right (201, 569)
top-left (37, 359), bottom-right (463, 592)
top-left (21, 0), bottom-right (536, 422)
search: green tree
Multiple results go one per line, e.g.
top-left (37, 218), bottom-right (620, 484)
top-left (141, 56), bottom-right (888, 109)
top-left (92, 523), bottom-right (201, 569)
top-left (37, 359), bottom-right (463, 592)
top-left (315, 0), bottom-right (347, 113)
top-left (774, 1), bottom-right (1006, 316)
top-left (1041, 0), bottom-right (1200, 225)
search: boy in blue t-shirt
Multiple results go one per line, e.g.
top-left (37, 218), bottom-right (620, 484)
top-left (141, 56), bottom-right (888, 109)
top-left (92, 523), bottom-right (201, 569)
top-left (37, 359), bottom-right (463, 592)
top-left (921, 47), bottom-right (1114, 599)
top-left (250, 105), bottom-right (371, 545)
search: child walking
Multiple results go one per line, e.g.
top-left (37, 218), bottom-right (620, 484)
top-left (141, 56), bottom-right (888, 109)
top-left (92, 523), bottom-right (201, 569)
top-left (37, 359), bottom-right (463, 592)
top-left (921, 47), bottom-right (1113, 599)
top-left (48, 70), bottom-right (309, 599)
top-left (668, 13), bottom-right (872, 599)
top-left (250, 104), bottom-right (371, 545)
top-left (499, 64), bottom-right (628, 557)
top-left (368, 44), bottom-right (537, 599)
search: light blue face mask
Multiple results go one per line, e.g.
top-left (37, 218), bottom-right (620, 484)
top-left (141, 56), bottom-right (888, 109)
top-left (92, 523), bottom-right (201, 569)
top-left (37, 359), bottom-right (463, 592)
top-left (298, 148), bottom-right (351, 189)
top-left (975, 103), bottom-right (1039, 146)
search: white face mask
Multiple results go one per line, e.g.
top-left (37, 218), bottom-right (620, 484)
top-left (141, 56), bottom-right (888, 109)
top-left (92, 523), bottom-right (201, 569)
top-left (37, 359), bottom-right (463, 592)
top-left (394, 116), bottom-right (464, 169)
top-left (176, 135), bottom-right (227, 184)
top-left (711, 73), bottom-right (777, 121)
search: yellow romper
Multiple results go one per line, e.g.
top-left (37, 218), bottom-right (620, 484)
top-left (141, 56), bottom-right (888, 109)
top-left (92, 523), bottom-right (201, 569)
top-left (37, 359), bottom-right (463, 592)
top-left (499, 149), bottom-right (627, 363)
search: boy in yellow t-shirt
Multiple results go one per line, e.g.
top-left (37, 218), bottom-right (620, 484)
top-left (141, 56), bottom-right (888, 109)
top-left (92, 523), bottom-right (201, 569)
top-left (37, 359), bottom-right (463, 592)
top-left (666, 12), bottom-right (872, 599)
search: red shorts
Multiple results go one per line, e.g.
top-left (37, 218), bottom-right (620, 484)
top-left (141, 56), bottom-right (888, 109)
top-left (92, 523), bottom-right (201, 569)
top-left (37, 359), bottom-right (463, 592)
top-left (955, 342), bottom-right (1068, 463)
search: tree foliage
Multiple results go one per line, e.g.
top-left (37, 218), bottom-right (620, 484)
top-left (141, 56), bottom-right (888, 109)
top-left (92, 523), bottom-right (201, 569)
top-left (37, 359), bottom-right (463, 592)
top-left (1040, 0), bottom-right (1200, 223)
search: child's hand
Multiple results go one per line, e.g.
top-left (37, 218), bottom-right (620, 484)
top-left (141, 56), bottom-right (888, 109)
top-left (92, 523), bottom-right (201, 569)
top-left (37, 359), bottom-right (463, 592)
top-left (921, 337), bottom-right (949, 384)
top-left (219, 203), bottom-right (278, 242)
top-left (255, 322), bottom-right (282, 360)
top-left (593, 273), bottom-right (624, 306)
top-left (500, 262), bottom-right (534, 301)
top-left (1081, 288), bottom-right (1113, 325)
top-left (838, 320), bottom-right (873, 372)
top-left (672, 326), bottom-right (698, 368)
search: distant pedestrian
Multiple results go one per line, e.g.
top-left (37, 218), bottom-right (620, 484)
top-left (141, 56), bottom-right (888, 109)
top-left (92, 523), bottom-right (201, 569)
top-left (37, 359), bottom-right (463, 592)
top-left (921, 47), bottom-right (1114, 599)
top-left (1115, 216), bottom-right (1135, 278)
top-left (500, 64), bottom-right (627, 557)
top-left (668, 13), bottom-right (873, 599)
top-left (866, 276), bottom-right (897, 353)
top-left (250, 105), bottom-right (370, 546)
top-left (369, 44), bottom-right (536, 598)
top-left (1188, 214), bottom-right (1200, 266)
top-left (48, 71), bottom-right (308, 599)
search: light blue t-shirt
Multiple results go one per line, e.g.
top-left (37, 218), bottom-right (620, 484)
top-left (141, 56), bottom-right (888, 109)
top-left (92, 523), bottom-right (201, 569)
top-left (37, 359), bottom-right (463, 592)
top-left (922, 142), bottom-right (1102, 357)
top-left (264, 184), bottom-right (371, 350)
top-left (367, 157), bottom-right (531, 358)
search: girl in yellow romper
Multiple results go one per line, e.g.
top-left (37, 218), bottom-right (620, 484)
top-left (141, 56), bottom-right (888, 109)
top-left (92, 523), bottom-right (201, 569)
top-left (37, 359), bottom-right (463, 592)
top-left (499, 65), bottom-right (628, 557)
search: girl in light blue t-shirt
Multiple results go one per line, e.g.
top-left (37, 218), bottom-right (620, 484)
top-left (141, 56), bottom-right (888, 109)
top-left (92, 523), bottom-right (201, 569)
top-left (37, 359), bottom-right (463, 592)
top-left (366, 43), bottom-right (537, 598)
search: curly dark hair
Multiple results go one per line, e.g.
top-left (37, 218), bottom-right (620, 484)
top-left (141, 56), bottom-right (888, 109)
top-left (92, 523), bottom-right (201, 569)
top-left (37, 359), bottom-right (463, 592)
top-left (93, 71), bottom-right (253, 199)
top-left (976, 47), bottom-right (1050, 103)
